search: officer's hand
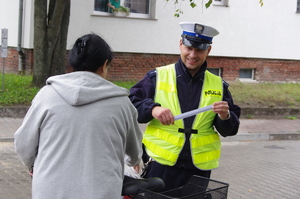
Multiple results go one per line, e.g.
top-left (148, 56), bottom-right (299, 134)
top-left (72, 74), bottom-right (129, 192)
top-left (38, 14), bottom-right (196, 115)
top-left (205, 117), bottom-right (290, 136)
top-left (212, 101), bottom-right (230, 120)
top-left (152, 106), bottom-right (174, 125)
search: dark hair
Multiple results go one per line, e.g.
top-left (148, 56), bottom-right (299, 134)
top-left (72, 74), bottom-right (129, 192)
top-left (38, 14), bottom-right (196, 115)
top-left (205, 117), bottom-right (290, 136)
top-left (68, 33), bottom-right (113, 72)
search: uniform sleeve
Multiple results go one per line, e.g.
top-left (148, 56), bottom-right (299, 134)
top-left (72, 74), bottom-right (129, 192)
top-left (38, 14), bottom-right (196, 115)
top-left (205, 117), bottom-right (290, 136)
top-left (129, 72), bottom-right (160, 123)
top-left (14, 92), bottom-right (46, 169)
top-left (214, 82), bottom-right (241, 137)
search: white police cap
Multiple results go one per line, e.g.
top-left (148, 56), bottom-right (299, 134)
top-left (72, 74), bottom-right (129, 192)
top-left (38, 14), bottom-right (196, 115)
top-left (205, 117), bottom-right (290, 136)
top-left (180, 22), bottom-right (219, 50)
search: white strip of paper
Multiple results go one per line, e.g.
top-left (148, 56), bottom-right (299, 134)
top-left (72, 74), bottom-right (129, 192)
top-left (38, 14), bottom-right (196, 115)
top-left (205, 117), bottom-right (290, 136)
top-left (174, 105), bottom-right (213, 121)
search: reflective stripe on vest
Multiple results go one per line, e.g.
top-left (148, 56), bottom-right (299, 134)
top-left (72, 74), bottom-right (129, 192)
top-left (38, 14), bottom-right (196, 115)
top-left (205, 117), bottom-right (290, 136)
top-left (143, 64), bottom-right (223, 170)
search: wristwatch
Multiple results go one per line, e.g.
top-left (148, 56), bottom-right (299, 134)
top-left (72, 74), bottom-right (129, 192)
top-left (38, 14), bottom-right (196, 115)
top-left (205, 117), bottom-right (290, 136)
top-left (218, 110), bottom-right (231, 121)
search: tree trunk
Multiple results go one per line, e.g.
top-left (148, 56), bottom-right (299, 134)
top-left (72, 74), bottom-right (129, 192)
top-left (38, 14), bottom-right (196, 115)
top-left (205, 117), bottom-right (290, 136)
top-left (33, 0), bottom-right (70, 88)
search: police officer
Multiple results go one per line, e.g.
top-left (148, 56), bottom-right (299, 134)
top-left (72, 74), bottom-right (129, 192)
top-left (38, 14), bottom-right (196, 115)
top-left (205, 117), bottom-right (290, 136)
top-left (129, 22), bottom-right (241, 191)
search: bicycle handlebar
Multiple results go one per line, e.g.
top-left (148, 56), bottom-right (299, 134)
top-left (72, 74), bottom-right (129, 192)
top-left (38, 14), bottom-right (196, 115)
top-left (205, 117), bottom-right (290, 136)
top-left (122, 175), bottom-right (165, 196)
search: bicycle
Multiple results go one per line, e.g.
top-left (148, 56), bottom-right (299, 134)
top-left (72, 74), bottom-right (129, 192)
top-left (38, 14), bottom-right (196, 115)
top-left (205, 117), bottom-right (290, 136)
top-left (122, 175), bottom-right (229, 199)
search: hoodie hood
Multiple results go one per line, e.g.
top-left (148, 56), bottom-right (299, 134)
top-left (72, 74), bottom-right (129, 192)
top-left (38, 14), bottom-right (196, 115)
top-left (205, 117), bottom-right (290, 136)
top-left (46, 71), bottom-right (129, 106)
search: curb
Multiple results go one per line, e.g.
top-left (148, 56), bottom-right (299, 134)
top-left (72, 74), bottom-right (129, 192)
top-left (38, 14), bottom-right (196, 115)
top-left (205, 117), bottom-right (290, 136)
top-left (0, 107), bottom-right (29, 118)
top-left (240, 107), bottom-right (300, 119)
top-left (221, 132), bottom-right (300, 142)
top-left (1, 107), bottom-right (300, 119)
top-left (0, 138), bottom-right (14, 142)
top-left (2, 133), bottom-right (300, 143)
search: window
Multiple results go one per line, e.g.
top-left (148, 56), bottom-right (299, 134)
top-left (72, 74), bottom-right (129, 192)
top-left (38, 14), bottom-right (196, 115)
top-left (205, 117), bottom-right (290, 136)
top-left (213, 0), bottom-right (229, 6)
top-left (94, 0), bottom-right (151, 17)
top-left (239, 69), bottom-right (254, 79)
top-left (297, 0), bottom-right (300, 13)
top-left (207, 68), bottom-right (222, 77)
top-left (125, 0), bottom-right (149, 14)
top-left (95, 0), bottom-right (109, 12)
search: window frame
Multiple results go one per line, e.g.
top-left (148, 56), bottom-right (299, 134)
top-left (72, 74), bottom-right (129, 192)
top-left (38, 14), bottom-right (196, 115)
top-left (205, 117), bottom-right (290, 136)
top-left (213, 0), bottom-right (229, 7)
top-left (93, 0), bottom-right (155, 19)
top-left (239, 68), bottom-right (255, 80)
top-left (207, 68), bottom-right (222, 77)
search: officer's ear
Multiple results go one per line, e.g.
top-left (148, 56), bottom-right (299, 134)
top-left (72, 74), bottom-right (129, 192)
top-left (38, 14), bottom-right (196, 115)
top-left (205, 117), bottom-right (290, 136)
top-left (207, 45), bottom-right (212, 54)
top-left (179, 39), bottom-right (183, 47)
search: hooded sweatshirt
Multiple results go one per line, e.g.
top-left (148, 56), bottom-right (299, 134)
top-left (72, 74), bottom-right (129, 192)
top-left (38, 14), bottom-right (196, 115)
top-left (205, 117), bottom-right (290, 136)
top-left (14, 71), bottom-right (143, 199)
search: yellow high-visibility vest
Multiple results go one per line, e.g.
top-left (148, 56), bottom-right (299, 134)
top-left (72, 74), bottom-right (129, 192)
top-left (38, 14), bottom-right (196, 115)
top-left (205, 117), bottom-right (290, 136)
top-left (143, 64), bottom-right (223, 170)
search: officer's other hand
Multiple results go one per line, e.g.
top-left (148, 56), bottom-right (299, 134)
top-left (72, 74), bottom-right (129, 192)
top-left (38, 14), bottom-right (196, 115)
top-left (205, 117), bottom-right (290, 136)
top-left (152, 106), bottom-right (174, 125)
top-left (212, 101), bottom-right (229, 120)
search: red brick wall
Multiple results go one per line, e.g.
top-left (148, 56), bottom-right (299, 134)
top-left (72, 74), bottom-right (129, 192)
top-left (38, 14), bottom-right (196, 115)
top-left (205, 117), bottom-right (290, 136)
top-left (106, 53), bottom-right (179, 81)
top-left (206, 57), bottom-right (300, 82)
top-left (1, 47), bottom-right (19, 73)
top-left (0, 47), bottom-right (34, 74)
top-left (1, 47), bottom-right (300, 82)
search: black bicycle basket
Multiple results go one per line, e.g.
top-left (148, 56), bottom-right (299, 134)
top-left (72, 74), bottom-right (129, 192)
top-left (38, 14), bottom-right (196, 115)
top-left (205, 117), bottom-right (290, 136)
top-left (133, 175), bottom-right (229, 199)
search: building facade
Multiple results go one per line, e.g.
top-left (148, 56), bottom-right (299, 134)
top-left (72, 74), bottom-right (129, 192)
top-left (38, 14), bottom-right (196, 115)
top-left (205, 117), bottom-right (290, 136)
top-left (1, 0), bottom-right (300, 82)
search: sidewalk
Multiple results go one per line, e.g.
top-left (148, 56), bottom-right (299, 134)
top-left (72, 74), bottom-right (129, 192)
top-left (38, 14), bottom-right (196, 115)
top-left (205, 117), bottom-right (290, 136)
top-left (1, 117), bottom-right (300, 199)
top-left (2, 141), bottom-right (300, 199)
top-left (1, 117), bottom-right (300, 142)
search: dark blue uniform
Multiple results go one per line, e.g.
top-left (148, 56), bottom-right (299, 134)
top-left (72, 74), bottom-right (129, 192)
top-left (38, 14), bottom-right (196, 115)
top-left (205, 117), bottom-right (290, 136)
top-left (129, 58), bottom-right (241, 191)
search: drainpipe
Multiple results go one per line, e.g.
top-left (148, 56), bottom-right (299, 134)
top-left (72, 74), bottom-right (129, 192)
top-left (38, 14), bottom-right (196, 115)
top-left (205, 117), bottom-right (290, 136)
top-left (17, 0), bottom-right (25, 73)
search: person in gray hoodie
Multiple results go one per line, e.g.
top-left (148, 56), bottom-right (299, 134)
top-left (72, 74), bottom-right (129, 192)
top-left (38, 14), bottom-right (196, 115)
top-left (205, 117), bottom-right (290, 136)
top-left (14, 33), bottom-right (143, 199)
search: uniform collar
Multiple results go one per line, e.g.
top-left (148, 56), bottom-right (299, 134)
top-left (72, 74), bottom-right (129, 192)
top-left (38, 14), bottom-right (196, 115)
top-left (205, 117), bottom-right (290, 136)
top-left (177, 58), bottom-right (207, 80)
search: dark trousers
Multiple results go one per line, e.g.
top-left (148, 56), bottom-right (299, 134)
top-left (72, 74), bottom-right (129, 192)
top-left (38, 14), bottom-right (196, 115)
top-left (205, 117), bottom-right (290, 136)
top-left (144, 161), bottom-right (211, 192)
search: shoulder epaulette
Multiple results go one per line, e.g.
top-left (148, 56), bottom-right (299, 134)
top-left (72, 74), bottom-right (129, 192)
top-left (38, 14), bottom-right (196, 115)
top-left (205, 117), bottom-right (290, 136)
top-left (147, 69), bottom-right (157, 78)
top-left (223, 80), bottom-right (229, 88)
